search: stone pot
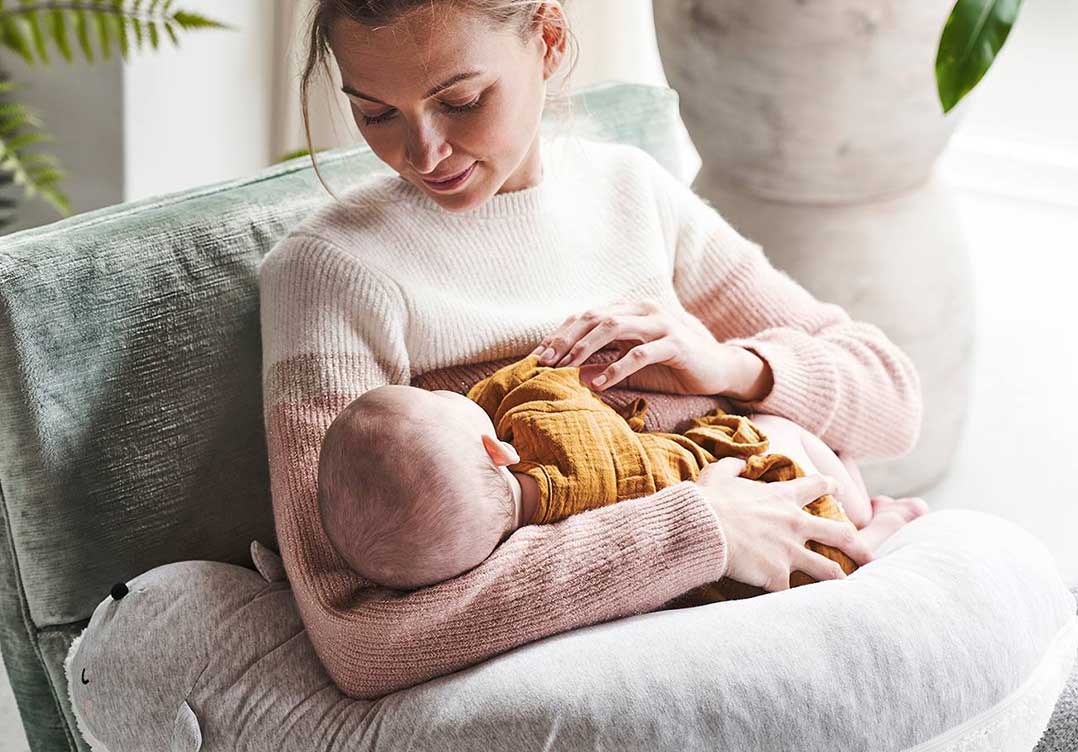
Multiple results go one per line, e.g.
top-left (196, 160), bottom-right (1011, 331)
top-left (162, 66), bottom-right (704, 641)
top-left (654, 0), bottom-right (976, 495)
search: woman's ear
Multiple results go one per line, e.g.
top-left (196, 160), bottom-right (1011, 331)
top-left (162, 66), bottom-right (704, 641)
top-left (535, 1), bottom-right (568, 80)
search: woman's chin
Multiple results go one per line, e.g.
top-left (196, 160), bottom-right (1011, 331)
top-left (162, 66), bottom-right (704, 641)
top-left (428, 179), bottom-right (495, 213)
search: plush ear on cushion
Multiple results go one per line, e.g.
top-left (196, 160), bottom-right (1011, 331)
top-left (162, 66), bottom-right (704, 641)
top-left (171, 701), bottom-right (202, 752)
top-left (251, 540), bottom-right (287, 583)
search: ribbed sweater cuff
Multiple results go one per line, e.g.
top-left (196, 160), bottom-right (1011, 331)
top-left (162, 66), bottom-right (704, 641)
top-left (648, 481), bottom-right (730, 586)
top-left (723, 332), bottom-right (839, 436)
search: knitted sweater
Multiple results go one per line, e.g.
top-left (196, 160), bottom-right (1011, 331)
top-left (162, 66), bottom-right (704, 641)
top-left (258, 135), bottom-right (923, 700)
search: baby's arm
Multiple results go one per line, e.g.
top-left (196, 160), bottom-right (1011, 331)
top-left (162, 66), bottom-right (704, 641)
top-left (747, 413), bottom-right (872, 529)
top-left (797, 429), bottom-right (872, 529)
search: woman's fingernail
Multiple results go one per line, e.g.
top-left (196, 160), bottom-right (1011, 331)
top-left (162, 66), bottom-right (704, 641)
top-left (541, 347), bottom-right (556, 363)
top-left (592, 374), bottom-right (607, 387)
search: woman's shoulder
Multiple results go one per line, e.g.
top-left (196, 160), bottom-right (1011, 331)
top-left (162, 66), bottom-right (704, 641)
top-left (289, 172), bottom-right (409, 240)
top-left (557, 135), bottom-right (692, 212)
top-left (263, 173), bottom-right (413, 272)
top-left (555, 135), bottom-right (662, 180)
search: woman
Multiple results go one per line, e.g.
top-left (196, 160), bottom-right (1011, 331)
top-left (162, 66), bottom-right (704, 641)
top-left (259, 0), bottom-right (925, 700)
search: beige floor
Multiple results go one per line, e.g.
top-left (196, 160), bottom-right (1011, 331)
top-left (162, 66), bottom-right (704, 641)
top-left (1, 185), bottom-right (1074, 749)
top-left (918, 188), bottom-right (1078, 588)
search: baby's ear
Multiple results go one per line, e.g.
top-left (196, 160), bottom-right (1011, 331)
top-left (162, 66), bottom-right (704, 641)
top-left (481, 434), bottom-right (519, 466)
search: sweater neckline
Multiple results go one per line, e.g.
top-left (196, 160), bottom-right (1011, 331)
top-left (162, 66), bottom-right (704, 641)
top-left (378, 137), bottom-right (564, 219)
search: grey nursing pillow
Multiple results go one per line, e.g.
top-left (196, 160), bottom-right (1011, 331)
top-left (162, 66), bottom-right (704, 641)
top-left (62, 512), bottom-right (1078, 752)
top-left (63, 540), bottom-right (371, 752)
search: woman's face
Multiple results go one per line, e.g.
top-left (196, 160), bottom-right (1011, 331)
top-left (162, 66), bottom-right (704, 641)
top-left (329, 4), bottom-right (563, 213)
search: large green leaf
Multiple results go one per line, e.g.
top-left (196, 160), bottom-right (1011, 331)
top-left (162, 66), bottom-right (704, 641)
top-left (936, 0), bottom-right (1023, 113)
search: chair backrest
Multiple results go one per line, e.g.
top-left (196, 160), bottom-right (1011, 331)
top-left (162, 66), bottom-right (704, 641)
top-left (0, 81), bottom-right (697, 630)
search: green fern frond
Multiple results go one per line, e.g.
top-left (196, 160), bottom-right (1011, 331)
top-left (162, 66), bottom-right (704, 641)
top-left (171, 11), bottom-right (224, 30)
top-left (277, 148), bottom-right (312, 163)
top-left (48, 9), bottom-right (72, 62)
top-left (0, 7), bottom-right (33, 63)
top-left (163, 18), bottom-right (177, 46)
top-left (74, 5), bottom-right (93, 62)
top-left (23, 4), bottom-right (50, 63)
top-left (0, 1), bottom-right (232, 65)
top-left (93, 6), bottom-right (112, 61)
top-left (0, 84), bottom-right (71, 227)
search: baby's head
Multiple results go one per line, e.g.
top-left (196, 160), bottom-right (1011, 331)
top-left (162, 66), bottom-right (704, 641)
top-left (317, 385), bottom-right (522, 590)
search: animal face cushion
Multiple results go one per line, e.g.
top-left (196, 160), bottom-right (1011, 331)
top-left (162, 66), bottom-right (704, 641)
top-left (63, 541), bottom-right (367, 751)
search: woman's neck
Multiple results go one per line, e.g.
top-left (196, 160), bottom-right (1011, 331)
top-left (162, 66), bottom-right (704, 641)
top-left (496, 136), bottom-right (544, 194)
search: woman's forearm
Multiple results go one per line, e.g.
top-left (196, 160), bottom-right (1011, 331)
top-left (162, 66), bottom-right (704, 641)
top-left (303, 481), bottom-right (727, 699)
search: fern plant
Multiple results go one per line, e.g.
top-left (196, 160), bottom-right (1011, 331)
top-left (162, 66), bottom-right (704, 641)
top-left (0, 0), bottom-right (230, 229)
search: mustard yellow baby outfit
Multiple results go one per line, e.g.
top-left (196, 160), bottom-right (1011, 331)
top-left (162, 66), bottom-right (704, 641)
top-left (466, 354), bottom-right (859, 607)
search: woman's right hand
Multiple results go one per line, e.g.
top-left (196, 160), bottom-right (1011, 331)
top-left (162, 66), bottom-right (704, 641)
top-left (695, 457), bottom-right (875, 592)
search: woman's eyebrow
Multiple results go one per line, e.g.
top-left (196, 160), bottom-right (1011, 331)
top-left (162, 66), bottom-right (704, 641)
top-left (341, 70), bottom-right (483, 104)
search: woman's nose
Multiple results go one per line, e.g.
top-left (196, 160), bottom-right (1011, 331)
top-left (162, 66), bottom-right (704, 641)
top-left (405, 123), bottom-right (451, 176)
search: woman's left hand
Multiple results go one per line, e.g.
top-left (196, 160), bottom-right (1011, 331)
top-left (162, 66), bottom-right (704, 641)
top-left (529, 300), bottom-right (756, 397)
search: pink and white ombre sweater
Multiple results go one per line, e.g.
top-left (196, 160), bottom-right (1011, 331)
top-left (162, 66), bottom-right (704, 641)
top-left (258, 135), bottom-right (923, 699)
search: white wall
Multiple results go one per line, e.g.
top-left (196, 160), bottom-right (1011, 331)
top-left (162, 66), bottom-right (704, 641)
top-left (563, 0), bottom-right (669, 89)
top-left (929, 0), bottom-right (1078, 586)
top-left (950, 0), bottom-right (1078, 151)
top-left (123, 0), bottom-right (276, 202)
top-left (939, 0), bottom-right (1078, 207)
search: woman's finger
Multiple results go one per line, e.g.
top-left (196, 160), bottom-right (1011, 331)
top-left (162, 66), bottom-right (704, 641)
top-left (554, 314), bottom-right (662, 368)
top-left (809, 518), bottom-right (874, 566)
top-left (588, 338), bottom-right (676, 391)
top-left (765, 566), bottom-right (791, 592)
top-left (530, 313), bottom-right (580, 355)
top-left (782, 473), bottom-right (838, 504)
top-left (794, 547), bottom-right (849, 582)
top-left (530, 303), bottom-right (656, 364)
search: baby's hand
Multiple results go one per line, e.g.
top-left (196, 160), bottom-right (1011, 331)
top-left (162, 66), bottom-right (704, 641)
top-left (746, 413), bottom-right (821, 476)
top-left (747, 413), bottom-right (872, 529)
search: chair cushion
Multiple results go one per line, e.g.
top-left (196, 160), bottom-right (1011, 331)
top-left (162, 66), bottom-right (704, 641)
top-left (65, 509), bottom-right (1077, 751)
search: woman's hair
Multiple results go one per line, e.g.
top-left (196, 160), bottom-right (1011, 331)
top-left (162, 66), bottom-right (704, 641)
top-left (298, 0), bottom-right (580, 202)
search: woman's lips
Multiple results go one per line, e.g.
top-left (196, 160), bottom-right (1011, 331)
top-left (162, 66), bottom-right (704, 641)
top-left (422, 162), bottom-right (477, 190)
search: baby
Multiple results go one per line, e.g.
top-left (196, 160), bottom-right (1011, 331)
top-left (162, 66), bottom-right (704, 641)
top-left (317, 354), bottom-right (926, 595)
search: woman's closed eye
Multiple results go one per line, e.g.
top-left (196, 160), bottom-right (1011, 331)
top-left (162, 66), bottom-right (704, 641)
top-left (359, 96), bottom-right (485, 126)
